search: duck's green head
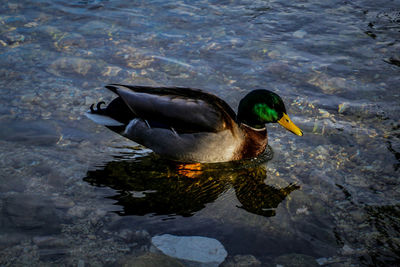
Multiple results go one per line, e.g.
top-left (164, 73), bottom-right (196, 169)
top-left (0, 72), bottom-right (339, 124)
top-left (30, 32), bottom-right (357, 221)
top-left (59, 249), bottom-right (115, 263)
top-left (237, 89), bottom-right (303, 136)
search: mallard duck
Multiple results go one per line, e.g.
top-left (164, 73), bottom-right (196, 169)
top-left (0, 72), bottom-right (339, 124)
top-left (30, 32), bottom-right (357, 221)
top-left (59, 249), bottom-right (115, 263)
top-left (86, 84), bottom-right (302, 163)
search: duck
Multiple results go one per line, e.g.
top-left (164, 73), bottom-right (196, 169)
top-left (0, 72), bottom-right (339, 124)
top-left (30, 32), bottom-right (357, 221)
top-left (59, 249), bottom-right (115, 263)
top-left (86, 84), bottom-right (303, 163)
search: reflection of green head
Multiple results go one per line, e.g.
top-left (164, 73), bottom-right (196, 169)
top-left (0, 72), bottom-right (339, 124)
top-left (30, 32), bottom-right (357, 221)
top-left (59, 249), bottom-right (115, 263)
top-left (237, 90), bottom-right (287, 128)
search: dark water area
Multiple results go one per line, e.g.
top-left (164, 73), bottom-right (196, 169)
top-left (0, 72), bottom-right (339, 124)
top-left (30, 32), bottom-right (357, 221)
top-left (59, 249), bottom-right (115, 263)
top-left (0, 0), bottom-right (399, 266)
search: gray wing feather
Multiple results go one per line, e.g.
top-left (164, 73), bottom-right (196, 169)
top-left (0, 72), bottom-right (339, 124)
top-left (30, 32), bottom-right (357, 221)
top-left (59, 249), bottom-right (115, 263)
top-left (115, 85), bottom-right (227, 132)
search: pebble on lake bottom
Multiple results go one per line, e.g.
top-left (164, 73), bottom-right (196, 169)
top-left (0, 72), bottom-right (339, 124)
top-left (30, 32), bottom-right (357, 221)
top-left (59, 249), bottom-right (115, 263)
top-left (151, 234), bottom-right (228, 266)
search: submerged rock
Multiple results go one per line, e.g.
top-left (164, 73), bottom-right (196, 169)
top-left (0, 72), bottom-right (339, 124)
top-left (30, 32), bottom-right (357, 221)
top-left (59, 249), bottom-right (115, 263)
top-left (0, 120), bottom-right (59, 146)
top-left (151, 234), bottom-right (228, 266)
top-left (384, 55), bottom-right (400, 67)
top-left (39, 25), bottom-right (63, 39)
top-left (2, 194), bottom-right (61, 233)
top-left (56, 32), bottom-right (87, 50)
top-left (118, 253), bottom-right (184, 267)
top-left (3, 31), bottom-right (25, 45)
top-left (80, 20), bottom-right (118, 36)
top-left (0, 233), bottom-right (26, 250)
top-left (274, 253), bottom-right (319, 267)
top-left (80, 21), bottom-right (108, 33)
top-left (102, 66), bottom-right (122, 77)
top-left (48, 57), bottom-right (93, 76)
top-left (307, 73), bottom-right (348, 94)
top-left (221, 254), bottom-right (261, 267)
top-left (33, 235), bottom-right (68, 248)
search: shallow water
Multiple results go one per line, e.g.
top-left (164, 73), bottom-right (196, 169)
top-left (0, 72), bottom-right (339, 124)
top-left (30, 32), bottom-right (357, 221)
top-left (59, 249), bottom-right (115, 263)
top-left (0, 0), bottom-right (399, 266)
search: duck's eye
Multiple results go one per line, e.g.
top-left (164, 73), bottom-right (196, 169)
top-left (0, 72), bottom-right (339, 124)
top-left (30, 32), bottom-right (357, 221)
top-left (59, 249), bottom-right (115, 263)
top-left (286, 119), bottom-right (289, 122)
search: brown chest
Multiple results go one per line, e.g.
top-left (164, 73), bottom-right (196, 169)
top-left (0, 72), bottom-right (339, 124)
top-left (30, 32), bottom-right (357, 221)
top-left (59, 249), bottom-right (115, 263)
top-left (235, 124), bottom-right (268, 160)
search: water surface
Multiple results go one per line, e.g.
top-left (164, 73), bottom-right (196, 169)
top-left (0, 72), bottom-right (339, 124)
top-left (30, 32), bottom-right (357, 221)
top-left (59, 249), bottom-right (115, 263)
top-left (0, 0), bottom-right (399, 266)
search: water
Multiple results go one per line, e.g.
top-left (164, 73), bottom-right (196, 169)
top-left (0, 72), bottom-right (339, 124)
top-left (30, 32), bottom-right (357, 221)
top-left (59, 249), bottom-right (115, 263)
top-left (0, 0), bottom-right (399, 265)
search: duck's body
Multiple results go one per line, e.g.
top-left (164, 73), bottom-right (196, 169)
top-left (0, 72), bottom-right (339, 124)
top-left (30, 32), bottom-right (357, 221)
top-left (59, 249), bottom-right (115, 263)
top-left (122, 118), bottom-right (266, 162)
top-left (86, 84), bottom-right (302, 163)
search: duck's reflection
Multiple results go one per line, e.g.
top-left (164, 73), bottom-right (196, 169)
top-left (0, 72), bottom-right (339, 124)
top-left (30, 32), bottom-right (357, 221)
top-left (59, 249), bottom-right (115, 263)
top-left (84, 151), bottom-right (299, 217)
top-left (233, 167), bottom-right (299, 217)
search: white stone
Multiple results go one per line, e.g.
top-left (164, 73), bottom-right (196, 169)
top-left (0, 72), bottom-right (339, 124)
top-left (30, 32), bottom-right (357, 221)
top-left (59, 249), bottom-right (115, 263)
top-left (296, 206), bottom-right (310, 215)
top-left (293, 30), bottom-right (307, 38)
top-left (342, 244), bottom-right (354, 255)
top-left (151, 234), bottom-right (227, 266)
top-left (316, 257), bottom-right (328, 265)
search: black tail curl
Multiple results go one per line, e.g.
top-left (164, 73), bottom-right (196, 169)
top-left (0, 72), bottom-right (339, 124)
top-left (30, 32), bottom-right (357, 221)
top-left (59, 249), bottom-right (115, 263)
top-left (88, 97), bottom-right (135, 125)
top-left (90, 101), bottom-right (106, 114)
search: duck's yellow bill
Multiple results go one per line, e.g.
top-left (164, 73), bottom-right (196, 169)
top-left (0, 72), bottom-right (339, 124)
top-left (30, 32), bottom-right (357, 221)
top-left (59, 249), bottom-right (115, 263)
top-left (278, 113), bottom-right (303, 136)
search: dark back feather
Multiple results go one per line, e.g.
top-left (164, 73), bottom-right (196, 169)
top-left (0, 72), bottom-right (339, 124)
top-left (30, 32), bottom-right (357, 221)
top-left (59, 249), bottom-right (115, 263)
top-left (105, 84), bottom-right (237, 134)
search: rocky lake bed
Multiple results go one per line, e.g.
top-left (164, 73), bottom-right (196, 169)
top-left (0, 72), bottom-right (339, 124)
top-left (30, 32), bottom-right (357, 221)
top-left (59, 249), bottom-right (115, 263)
top-left (0, 0), bottom-right (399, 266)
